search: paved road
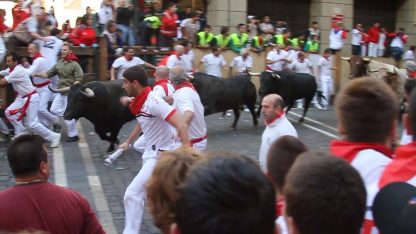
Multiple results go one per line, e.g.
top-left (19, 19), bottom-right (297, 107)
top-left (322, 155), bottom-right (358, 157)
top-left (0, 107), bottom-right (339, 234)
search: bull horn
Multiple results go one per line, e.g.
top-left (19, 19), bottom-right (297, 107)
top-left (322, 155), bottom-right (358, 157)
top-left (248, 72), bottom-right (261, 76)
top-left (272, 73), bottom-right (281, 79)
top-left (48, 85), bottom-right (70, 94)
top-left (80, 87), bottom-right (95, 98)
top-left (340, 57), bottom-right (351, 61)
top-left (363, 57), bottom-right (371, 62)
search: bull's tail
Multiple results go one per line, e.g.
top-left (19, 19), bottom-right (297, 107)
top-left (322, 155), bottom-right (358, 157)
top-left (316, 90), bottom-right (327, 101)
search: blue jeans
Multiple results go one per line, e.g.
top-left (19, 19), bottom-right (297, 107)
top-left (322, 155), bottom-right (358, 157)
top-left (117, 24), bottom-right (136, 46)
top-left (390, 46), bottom-right (403, 61)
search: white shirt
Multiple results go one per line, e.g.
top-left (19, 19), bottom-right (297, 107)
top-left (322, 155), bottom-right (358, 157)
top-left (230, 55), bottom-right (253, 73)
top-left (403, 50), bottom-right (415, 61)
top-left (112, 56), bottom-right (145, 80)
top-left (166, 54), bottom-right (186, 69)
top-left (25, 57), bottom-right (49, 85)
top-left (180, 18), bottom-right (200, 39)
top-left (137, 91), bottom-right (177, 153)
top-left (286, 50), bottom-right (298, 63)
top-left (173, 86), bottom-right (207, 140)
top-left (34, 36), bottom-right (63, 68)
top-left (318, 56), bottom-right (331, 77)
top-left (181, 50), bottom-right (194, 72)
top-left (153, 81), bottom-right (175, 99)
top-left (259, 115), bottom-right (298, 172)
top-left (391, 36), bottom-right (405, 48)
top-left (329, 28), bottom-right (345, 50)
top-left (289, 59), bottom-right (312, 74)
top-left (98, 4), bottom-right (114, 25)
top-left (3, 65), bottom-right (35, 96)
top-left (266, 49), bottom-right (288, 72)
top-left (378, 33), bottom-right (386, 49)
top-left (201, 53), bottom-right (226, 77)
top-left (351, 28), bottom-right (362, 46)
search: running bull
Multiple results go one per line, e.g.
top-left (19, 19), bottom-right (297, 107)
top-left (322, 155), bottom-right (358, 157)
top-left (50, 80), bottom-right (135, 153)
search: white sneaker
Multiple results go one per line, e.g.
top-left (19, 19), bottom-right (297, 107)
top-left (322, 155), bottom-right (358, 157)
top-left (50, 133), bottom-right (61, 148)
top-left (243, 107), bottom-right (250, 112)
top-left (314, 103), bottom-right (324, 110)
top-left (296, 103), bottom-right (303, 109)
top-left (226, 112), bottom-right (232, 117)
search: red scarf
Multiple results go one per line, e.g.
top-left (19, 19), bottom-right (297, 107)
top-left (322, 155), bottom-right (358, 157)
top-left (379, 142), bottom-right (416, 188)
top-left (129, 87), bottom-right (152, 116)
top-left (64, 53), bottom-right (80, 62)
top-left (265, 112), bottom-right (284, 126)
top-left (410, 71), bottom-right (416, 78)
top-left (124, 55), bottom-right (133, 62)
top-left (9, 65), bottom-right (16, 73)
top-left (153, 79), bottom-right (170, 96)
top-left (330, 140), bottom-right (393, 163)
top-left (174, 81), bottom-right (195, 91)
top-left (275, 198), bottom-right (285, 218)
top-left (33, 52), bottom-right (42, 61)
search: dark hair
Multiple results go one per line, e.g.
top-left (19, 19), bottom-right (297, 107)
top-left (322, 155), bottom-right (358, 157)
top-left (410, 46), bottom-right (416, 51)
top-left (284, 151), bottom-right (366, 234)
top-left (106, 19), bottom-right (116, 31)
top-left (237, 23), bottom-right (246, 29)
top-left (220, 26), bottom-right (229, 34)
top-left (335, 77), bottom-right (397, 143)
top-left (211, 46), bottom-right (220, 53)
top-left (175, 152), bottom-right (276, 234)
top-left (7, 135), bottom-right (48, 177)
top-left (123, 65), bottom-right (148, 86)
top-left (324, 48), bottom-right (331, 54)
top-left (6, 52), bottom-right (20, 62)
top-left (312, 21), bottom-right (318, 25)
top-left (189, 12), bottom-right (198, 18)
top-left (267, 136), bottom-right (307, 193)
top-left (204, 24), bottom-right (211, 29)
top-left (50, 28), bottom-right (60, 36)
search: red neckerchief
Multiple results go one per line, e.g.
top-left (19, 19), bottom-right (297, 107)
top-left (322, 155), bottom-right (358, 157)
top-left (64, 53), bottom-right (80, 62)
top-left (330, 140), bottom-right (393, 163)
top-left (153, 79), bottom-right (170, 96)
top-left (33, 52), bottom-right (42, 61)
top-left (379, 142), bottom-right (416, 188)
top-left (265, 112), bottom-right (284, 126)
top-left (410, 71), bottom-right (416, 78)
top-left (175, 81), bottom-right (195, 90)
top-left (129, 87), bottom-right (152, 116)
top-left (275, 198), bottom-right (285, 218)
top-left (124, 55), bottom-right (133, 62)
top-left (9, 65), bottom-right (16, 73)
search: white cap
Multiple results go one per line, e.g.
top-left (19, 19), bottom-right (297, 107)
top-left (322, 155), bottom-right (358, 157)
top-left (248, 15), bottom-right (255, 20)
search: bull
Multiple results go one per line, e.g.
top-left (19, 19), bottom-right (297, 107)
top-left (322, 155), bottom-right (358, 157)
top-left (341, 55), bottom-right (406, 103)
top-left (192, 72), bottom-right (258, 129)
top-left (257, 71), bottom-right (322, 122)
top-left (50, 80), bottom-right (135, 153)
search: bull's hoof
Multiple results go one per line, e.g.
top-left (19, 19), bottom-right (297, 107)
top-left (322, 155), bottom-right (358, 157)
top-left (298, 118), bottom-right (305, 123)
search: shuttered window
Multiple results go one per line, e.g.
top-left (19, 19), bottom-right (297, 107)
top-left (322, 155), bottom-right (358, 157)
top-left (354, 0), bottom-right (400, 32)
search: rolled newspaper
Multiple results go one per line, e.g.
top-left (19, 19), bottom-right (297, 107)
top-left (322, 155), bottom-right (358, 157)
top-left (104, 147), bottom-right (128, 166)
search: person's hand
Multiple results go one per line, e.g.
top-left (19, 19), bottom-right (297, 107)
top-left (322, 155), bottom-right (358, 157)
top-left (119, 141), bottom-right (131, 150)
top-left (92, 43), bottom-right (98, 48)
top-left (79, 43), bottom-right (86, 48)
top-left (120, 96), bottom-right (132, 106)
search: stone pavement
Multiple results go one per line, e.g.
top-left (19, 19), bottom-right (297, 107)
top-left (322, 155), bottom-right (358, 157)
top-left (0, 108), bottom-right (338, 234)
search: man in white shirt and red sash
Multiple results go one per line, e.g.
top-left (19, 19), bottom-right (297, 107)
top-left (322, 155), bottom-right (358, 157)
top-left (25, 43), bottom-right (60, 130)
top-left (170, 66), bottom-right (207, 150)
top-left (118, 65), bottom-right (189, 234)
top-left (259, 94), bottom-right (297, 172)
top-left (0, 52), bottom-right (61, 147)
top-left (330, 78), bottom-right (396, 234)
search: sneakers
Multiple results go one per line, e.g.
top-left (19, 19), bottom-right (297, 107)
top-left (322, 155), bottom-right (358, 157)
top-left (313, 103), bottom-right (324, 110)
top-left (243, 107), bottom-right (250, 112)
top-left (226, 112), bottom-right (232, 117)
top-left (66, 136), bottom-right (79, 142)
top-left (50, 133), bottom-right (61, 148)
top-left (52, 124), bottom-right (61, 133)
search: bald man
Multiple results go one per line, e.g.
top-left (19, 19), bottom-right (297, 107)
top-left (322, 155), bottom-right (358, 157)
top-left (259, 94), bottom-right (298, 172)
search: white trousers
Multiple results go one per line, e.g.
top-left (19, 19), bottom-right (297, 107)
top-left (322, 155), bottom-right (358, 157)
top-left (123, 150), bottom-right (159, 234)
top-left (368, 42), bottom-right (378, 57)
top-left (320, 75), bottom-right (333, 107)
top-left (377, 48), bottom-right (385, 57)
top-left (0, 36), bottom-right (6, 64)
top-left (5, 93), bottom-right (55, 141)
top-left (37, 86), bottom-right (59, 127)
top-left (133, 135), bottom-right (146, 154)
top-left (50, 93), bottom-right (78, 137)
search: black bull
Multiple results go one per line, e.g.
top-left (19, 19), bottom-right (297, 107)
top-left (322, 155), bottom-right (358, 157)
top-left (59, 80), bottom-right (135, 153)
top-left (258, 71), bottom-right (323, 122)
top-left (192, 72), bottom-right (258, 129)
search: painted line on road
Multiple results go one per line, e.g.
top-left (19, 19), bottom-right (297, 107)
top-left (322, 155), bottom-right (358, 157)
top-left (288, 117), bottom-right (338, 139)
top-left (288, 111), bottom-right (339, 132)
top-left (77, 123), bottom-right (118, 234)
top-left (52, 146), bottom-right (67, 187)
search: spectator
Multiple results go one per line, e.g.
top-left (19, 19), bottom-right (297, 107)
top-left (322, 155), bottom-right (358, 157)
top-left (389, 27), bottom-right (408, 67)
top-left (275, 20), bottom-right (287, 35)
top-left (305, 21), bottom-right (320, 42)
top-left (351, 23), bottom-right (363, 56)
top-left (0, 135), bottom-right (105, 233)
top-left (403, 46), bottom-right (415, 61)
top-left (160, 3), bottom-right (178, 47)
top-left (116, 0), bottom-right (135, 46)
top-left (329, 22), bottom-right (348, 54)
top-left (13, 7), bottom-right (49, 46)
top-left (378, 27), bottom-right (387, 57)
top-left (259, 93), bottom-right (298, 172)
top-left (228, 24), bottom-right (249, 54)
top-left (110, 47), bottom-right (155, 80)
top-left (11, 1), bottom-right (30, 30)
top-left (290, 34), bottom-right (305, 51)
top-left (229, 48), bottom-right (253, 75)
top-left (180, 12), bottom-right (200, 45)
top-left (259, 16), bottom-right (274, 42)
top-left (304, 34), bottom-right (319, 54)
top-left (361, 31), bottom-right (369, 57)
top-left (214, 26), bottom-right (230, 48)
top-left (330, 77), bottom-right (396, 233)
top-left (251, 34), bottom-right (265, 52)
top-left (247, 15), bottom-right (258, 40)
top-left (373, 182), bottom-right (416, 234)
top-left (102, 19), bottom-right (123, 69)
top-left (173, 152), bottom-right (276, 234)
top-left (199, 46), bottom-right (227, 77)
top-left (196, 10), bottom-right (207, 29)
top-left (285, 151), bottom-right (367, 234)
top-left (196, 25), bottom-right (214, 48)
top-left (147, 147), bottom-right (202, 234)
top-left (141, 9), bottom-right (161, 46)
top-left (368, 22), bottom-right (380, 57)
top-left (178, 6), bottom-right (192, 20)
top-left (98, 0), bottom-right (114, 34)
top-left (272, 29), bottom-right (291, 47)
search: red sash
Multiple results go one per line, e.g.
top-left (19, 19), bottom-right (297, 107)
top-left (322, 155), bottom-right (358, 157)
top-left (129, 87), bottom-right (152, 116)
top-left (8, 90), bottom-right (37, 121)
top-left (153, 79), bottom-right (170, 96)
top-left (330, 140), bottom-right (393, 163)
top-left (174, 81), bottom-right (195, 91)
top-left (33, 80), bottom-right (51, 88)
top-left (190, 135), bottom-right (207, 146)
